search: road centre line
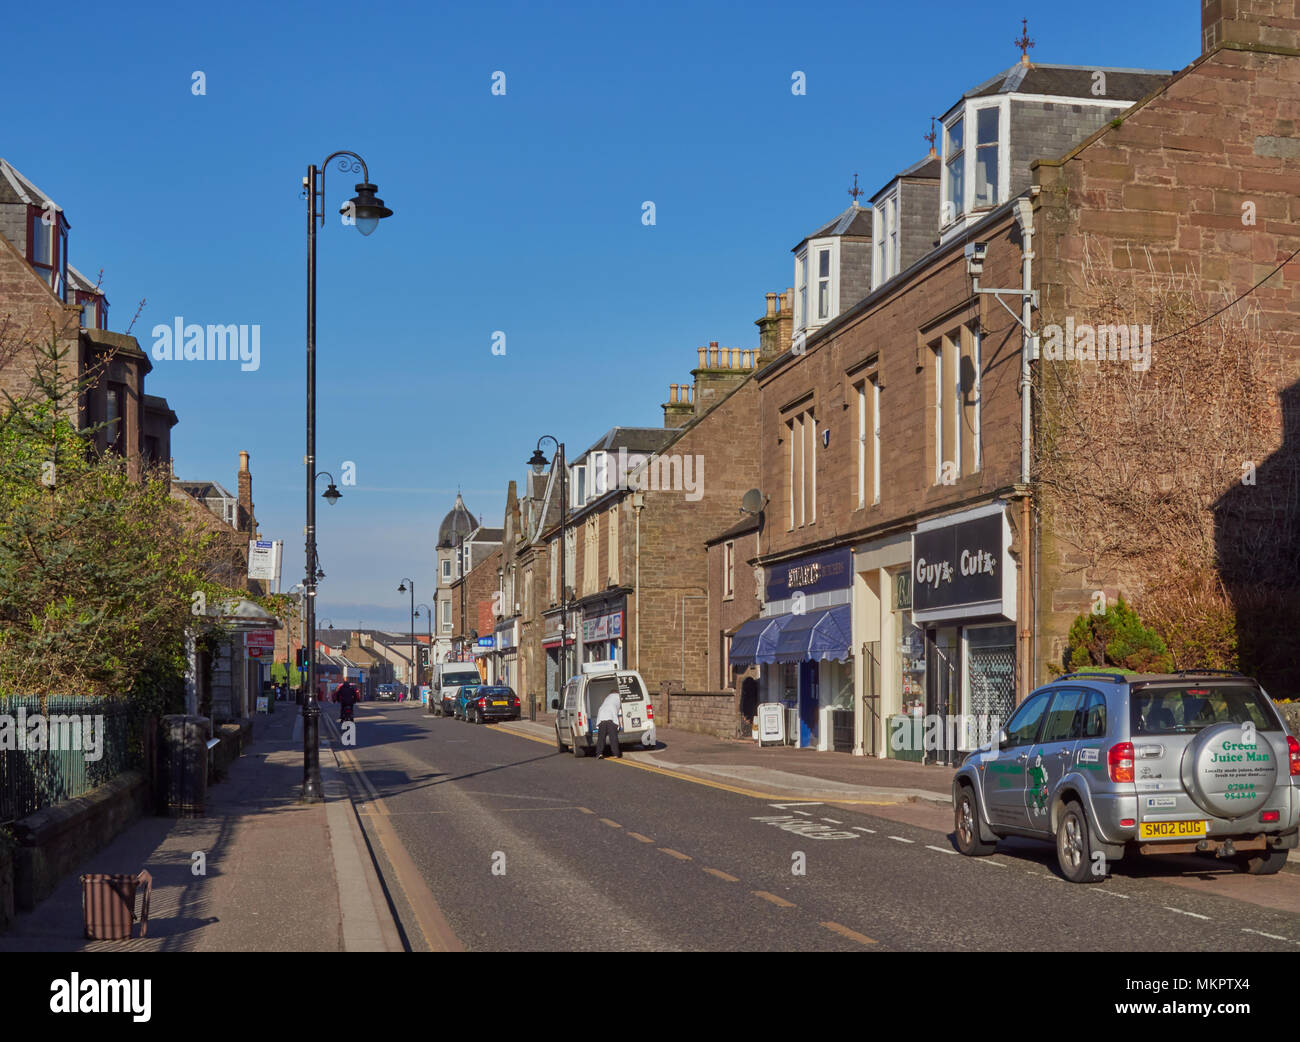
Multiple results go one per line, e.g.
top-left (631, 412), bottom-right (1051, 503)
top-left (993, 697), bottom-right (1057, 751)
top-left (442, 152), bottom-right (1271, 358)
top-left (925, 845), bottom-right (957, 855)
top-left (888, 836), bottom-right (915, 844)
top-left (627, 832), bottom-right (655, 843)
top-left (1164, 907), bottom-right (1211, 921)
top-left (752, 891), bottom-right (795, 908)
top-left (659, 848), bottom-right (692, 860)
top-left (599, 818), bottom-right (622, 828)
top-left (821, 921), bottom-right (877, 946)
top-left (703, 868), bottom-right (740, 882)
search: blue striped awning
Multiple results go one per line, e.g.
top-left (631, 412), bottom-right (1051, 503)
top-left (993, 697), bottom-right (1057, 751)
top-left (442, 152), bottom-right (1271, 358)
top-left (772, 605), bottom-right (853, 664)
top-left (729, 614), bottom-right (795, 668)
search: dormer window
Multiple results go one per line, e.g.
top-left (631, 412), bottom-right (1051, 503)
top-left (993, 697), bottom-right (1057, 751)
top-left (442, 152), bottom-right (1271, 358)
top-left (29, 208), bottom-right (68, 302)
top-left (872, 189), bottom-right (901, 289)
top-left (793, 239), bottom-right (839, 334)
top-left (941, 100), bottom-right (1008, 232)
top-left (974, 107), bottom-right (1000, 208)
top-left (944, 116), bottom-right (965, 221)
top-left (796, 254), bottom-right (808, 329)
top-left (816, 246), bottom-right (831, 321)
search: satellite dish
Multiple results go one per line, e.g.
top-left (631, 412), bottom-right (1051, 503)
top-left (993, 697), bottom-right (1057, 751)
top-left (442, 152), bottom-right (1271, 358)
top-left (739, 489), bottom-right (764, 516)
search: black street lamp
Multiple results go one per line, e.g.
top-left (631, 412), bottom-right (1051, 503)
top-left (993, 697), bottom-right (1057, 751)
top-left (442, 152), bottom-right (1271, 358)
top-left (414, 602), bottom-right (432, 695)
top-left (528, 436), bottom-right (567, 717)
top-left (398, 578), bottom-right (417, 698)
top-left (301, 151), bottom-right (393, 803)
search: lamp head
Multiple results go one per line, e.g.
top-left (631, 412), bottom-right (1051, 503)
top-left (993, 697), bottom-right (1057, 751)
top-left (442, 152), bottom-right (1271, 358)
top-left (344, 182), bottom-right (393, 236)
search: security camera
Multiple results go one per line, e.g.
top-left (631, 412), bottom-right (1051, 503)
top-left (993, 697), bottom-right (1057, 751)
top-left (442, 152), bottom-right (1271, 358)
top-left (964, 241), bottom-right (988, 277)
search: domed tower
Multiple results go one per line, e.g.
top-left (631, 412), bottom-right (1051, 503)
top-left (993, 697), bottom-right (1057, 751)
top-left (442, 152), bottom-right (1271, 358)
top-left (433, 493), bottom-right (476, 666)
top-left (437, 492), bottom-right (475, 550)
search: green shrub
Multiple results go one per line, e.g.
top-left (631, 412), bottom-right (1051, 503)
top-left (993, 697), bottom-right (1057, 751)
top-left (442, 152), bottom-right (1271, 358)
top-left (1066, 597), bottom-right (1173, 673)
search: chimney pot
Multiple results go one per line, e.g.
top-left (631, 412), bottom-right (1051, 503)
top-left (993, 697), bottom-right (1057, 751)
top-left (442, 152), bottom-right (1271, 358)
top-left (766, 292), bottom-right (778, 317)
top-left (698, 346), bottom-right (707, 367)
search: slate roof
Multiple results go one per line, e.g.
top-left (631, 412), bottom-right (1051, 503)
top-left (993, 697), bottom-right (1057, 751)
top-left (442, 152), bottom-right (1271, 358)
top-left (962, 62), bottom-right (1173, 104)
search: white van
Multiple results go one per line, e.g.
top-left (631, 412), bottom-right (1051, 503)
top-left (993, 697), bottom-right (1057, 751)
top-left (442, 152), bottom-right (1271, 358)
top-left (432, 662), bottom-right (483, 716)
top-left (552, 661), bottom-right (654, 757)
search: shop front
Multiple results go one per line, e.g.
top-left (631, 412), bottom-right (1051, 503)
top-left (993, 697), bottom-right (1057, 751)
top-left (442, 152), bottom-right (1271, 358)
top-left (733, 547), bottom-right (853, 750)
top-left (493, 620), bottom-right (518, 690)
top-left (910, 502), bottom-right (1018, 766)
top-left (579, 603), bottom-right (625, 667)
top-left (541, 608), bottom-right (575, 706)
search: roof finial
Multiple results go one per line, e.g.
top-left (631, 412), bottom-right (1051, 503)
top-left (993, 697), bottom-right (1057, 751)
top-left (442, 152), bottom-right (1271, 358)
top-left (1015, 17), bottom-right (1034, 64)
top-left (847, 173), bottom-right (864, 206)
top-left (924, 117), bottom-right (938, 159)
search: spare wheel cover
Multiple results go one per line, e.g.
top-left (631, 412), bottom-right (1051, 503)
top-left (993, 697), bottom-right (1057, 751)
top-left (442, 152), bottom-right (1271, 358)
top-left (1182, 721), bottom-right (1278, 818)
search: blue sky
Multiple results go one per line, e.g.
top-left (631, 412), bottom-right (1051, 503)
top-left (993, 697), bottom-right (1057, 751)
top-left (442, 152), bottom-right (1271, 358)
top-left (2, 0), bottom-right (1193, 629)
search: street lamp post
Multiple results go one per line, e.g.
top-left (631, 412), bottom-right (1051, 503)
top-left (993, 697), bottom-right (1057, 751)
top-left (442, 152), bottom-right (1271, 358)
top-left (527, 437), bottom-right (567, 718)
top-left (398, 578), bottom-right (416, 701)
top-left (415, 602), bottom-right (432, 702)
top-left (302, 152), bottom-right (392, 802)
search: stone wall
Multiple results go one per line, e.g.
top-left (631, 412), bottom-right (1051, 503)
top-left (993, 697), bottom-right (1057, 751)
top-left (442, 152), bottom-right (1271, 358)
top-left (667, 691), bottom-right (741, 739)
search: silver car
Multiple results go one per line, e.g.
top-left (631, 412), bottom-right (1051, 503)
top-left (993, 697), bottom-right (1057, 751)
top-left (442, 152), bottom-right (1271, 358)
top-left (953, 670), bottom-right (1300, 882)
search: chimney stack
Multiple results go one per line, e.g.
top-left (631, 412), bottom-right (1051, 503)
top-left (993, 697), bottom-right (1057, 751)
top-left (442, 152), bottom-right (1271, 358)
top-left (237, 450), bottom-right (253, 533)
top-left (1203, 0), bottom-right (1300, 53)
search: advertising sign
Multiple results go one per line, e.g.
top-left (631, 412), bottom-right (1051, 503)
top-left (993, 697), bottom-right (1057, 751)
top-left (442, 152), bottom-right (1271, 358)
top-left (765, 548), bottom-right (852, 605)
top-left (911, 506), bottom-right (1015, 623)
top-left (758, 702), bottom-right (786, 745)
top-left (247, 539), bottom-right (282, 584)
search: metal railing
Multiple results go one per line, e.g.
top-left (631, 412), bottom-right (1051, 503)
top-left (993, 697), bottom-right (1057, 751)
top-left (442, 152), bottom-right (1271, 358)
top-left (0, 696), bottom-right (138, 826)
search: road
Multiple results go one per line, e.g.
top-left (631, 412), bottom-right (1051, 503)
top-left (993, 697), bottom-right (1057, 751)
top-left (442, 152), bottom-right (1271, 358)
top-left (328, 703), bottom-right (1300, 952)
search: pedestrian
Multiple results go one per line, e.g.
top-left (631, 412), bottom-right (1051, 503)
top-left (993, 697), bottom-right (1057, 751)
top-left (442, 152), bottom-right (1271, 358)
top-left (594, 687), bottom-right (622, 760)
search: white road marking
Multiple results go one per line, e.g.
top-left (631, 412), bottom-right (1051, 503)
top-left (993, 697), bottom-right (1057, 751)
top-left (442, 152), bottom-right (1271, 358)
top-left (925, 845), bottom-right (957, 855)
top-left (1165, 906), bottom-right (1211, 921)
top-left (768, 802), bottom-right (824, 809)
top-left (852, 826), bottom-right (876, 834)
top-left (821, 817), bottom-right (843, 824)
top-left (888, 836), bottom-right (915, 844)
top-left (792, 810), bottom-right (813, 817)
top-left (1242, 927), bottom-right (1288, 941)
top-left (970, 858), bottom-right (1006, 867)
top-left (1090, 888), bottom-right (1130, 899)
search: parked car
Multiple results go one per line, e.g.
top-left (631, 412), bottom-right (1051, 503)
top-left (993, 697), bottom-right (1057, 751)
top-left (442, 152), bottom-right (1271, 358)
top-left (376, 684), bottom-right (396, 702)
top-left (552, 661), bottom-right (653, 757)
top-left (460, 686), bottom-right (521, 724)
top-left (953, 669), bottom-right (1300, 882)
top-left (453, 685), bottom-right (482, 721)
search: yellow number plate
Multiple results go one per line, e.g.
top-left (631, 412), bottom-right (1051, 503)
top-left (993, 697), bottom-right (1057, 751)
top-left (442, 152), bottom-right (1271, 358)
top-left (1139, 819), bottom-right (1207, 840)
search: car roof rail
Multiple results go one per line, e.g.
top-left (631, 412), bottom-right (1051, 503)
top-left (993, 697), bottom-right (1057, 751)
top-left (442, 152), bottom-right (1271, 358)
top-left (1056, 671), bottom-right (1130, 684)
top-left (1170, 668), bottom-right (1245, 677)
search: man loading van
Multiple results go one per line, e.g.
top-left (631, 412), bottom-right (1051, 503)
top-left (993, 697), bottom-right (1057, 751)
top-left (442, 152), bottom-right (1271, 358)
top-left (594, 688), bottom-right (622, 759)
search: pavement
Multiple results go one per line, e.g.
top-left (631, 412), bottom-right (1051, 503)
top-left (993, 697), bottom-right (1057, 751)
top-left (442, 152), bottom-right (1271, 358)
top-left (0, 700), bottom-right (403, 952)
top-left (496, 711), bottom-right (958, 805)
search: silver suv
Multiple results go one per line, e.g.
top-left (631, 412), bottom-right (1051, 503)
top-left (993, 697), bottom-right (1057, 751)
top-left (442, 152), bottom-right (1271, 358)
top-left (953, 670), bottom-right (1300, 882)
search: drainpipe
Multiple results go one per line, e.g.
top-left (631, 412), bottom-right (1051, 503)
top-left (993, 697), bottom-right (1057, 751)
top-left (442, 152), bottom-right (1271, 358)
top-left (632, 491), bottom-right (644, 670)
top-left (1015, 194), bottom-right (1036, 703)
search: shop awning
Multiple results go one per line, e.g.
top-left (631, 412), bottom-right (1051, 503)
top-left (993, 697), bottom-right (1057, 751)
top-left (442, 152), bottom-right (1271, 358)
top-left (772, 605), bottom-right (852, 664)
top-left (729, 614), bottom-right (795, 668)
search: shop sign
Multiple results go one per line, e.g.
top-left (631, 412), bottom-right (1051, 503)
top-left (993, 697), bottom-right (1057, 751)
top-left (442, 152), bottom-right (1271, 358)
top-left (765, 547), bottom-right (852, 605)
top-left (582, 610), bottom-right (624, 643)
top-left (494, 621), bottom-right (517, 650)
top-left (911, 509), bottom-right (1014, 620)
top-left (475, 636), bottom-right (495, 648)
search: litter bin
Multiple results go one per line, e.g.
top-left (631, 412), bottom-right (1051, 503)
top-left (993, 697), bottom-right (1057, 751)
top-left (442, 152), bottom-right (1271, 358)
top-left (161, 715), bottom-right (210, 817)
top-left (81, 870), bottom-right (151, 940)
